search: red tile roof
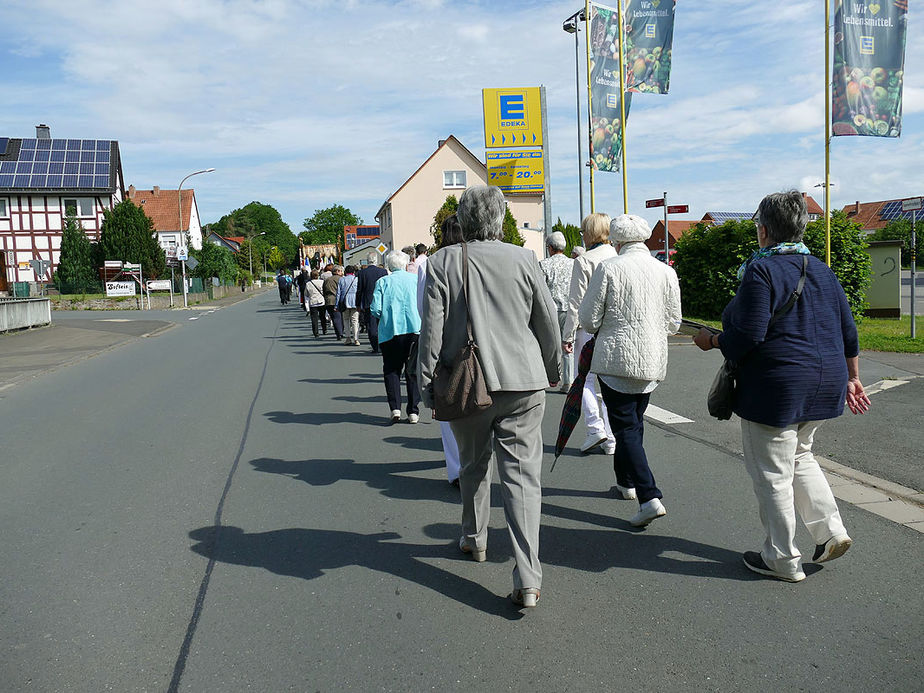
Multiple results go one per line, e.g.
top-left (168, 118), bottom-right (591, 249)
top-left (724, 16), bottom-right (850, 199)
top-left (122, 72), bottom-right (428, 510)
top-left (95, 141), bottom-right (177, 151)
top-left (842, 199), bottom-right (894, 231)
top-left (648, 220), bottom-right (700, 250)
top-left (127, 187), bottom-right (195, 232)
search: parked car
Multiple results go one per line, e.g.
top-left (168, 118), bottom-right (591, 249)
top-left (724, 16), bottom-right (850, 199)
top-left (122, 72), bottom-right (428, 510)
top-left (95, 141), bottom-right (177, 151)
top-left (651, 249), bottom-right (677, 266)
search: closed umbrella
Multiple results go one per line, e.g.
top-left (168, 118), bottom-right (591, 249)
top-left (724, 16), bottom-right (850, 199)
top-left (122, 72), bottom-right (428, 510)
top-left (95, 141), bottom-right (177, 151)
top-left (550, 337), bottom-right (596, 471)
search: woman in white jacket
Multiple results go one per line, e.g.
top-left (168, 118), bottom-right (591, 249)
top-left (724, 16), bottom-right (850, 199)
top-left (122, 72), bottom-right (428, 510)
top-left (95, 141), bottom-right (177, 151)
top-left (579, 214), bottom-right (681, 527)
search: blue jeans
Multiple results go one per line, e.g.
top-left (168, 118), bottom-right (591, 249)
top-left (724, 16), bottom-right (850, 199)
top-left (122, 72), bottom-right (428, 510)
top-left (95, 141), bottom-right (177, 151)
top-left (598, 380), bottom-right (663, 504)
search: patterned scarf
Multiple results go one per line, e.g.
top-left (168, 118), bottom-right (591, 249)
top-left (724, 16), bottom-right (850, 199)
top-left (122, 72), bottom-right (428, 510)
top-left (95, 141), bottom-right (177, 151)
top-left (737, 242), bottom-right (811, 281)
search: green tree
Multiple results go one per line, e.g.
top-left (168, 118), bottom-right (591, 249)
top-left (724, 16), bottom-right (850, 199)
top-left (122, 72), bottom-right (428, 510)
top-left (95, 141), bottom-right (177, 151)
top-left (206, 201), bottom-right (299, 266)
top-left (430, 195), bottom-right (459, 247)
top-left (267, 247), bottom-right (286, 271)
top-left (98, 200), bottom-right (166, 278)
top-left (56, 215), bottom-right (98, 292)
top-left (803, 211), bottom-right (871, 320)
top-left (302, 204), bottom-right (362, 246)
top-left (867, 218), bottom-right (920, 267)
top-left (190, 242), bottom-right (238, 284)
top-left (552, 217), bottom-right (582, 255)
top-left (502, 206), bottom-right (524, 246)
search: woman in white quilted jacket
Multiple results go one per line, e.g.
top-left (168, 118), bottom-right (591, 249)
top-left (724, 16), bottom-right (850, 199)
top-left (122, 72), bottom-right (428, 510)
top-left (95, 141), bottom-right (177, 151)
top-left (579, 214), bottom-right (682, 527)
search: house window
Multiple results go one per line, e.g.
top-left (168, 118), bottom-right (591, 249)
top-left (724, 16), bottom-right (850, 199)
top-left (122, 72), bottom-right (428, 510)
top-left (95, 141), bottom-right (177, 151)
top-left (63, 197), bottom-right (94, 217)
top-left (0, 198), bottom-right (8, 218)
top-left (443, 170), bottom-right (466, 188)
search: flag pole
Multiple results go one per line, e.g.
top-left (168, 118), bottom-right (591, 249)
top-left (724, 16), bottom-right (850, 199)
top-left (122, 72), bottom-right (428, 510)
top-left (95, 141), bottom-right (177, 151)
top-left (825, 0), bottom-right (832, 266)
top-left (617, 0), bottom-right (629, 214)
top-left (585, 0), bottom-right (596, 213)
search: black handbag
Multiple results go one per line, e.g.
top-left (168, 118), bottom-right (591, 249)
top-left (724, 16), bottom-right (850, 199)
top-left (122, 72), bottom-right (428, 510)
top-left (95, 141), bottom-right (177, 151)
top-left (708, 255), bottom-right (808, 420)
top-left (432, 243), bottom-right (493, 421)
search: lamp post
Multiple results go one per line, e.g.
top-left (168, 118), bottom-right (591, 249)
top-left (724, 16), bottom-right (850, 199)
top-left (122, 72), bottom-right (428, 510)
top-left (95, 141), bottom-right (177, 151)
top-left (177, 168), bottom-right (215, 307)
top-left (250, 231), bottom-right (266, 278)
top-left (563, 9), bottom-right (586, 221)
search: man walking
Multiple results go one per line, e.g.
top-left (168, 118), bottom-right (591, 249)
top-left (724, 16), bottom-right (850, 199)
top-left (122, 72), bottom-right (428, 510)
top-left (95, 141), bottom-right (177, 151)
top-left (357, 252), bottom-right (388, 353)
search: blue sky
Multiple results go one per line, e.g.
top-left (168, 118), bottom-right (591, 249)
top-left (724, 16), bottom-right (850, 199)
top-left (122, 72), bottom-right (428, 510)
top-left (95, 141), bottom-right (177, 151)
top-left (1, 0), bottom-right (921, 235)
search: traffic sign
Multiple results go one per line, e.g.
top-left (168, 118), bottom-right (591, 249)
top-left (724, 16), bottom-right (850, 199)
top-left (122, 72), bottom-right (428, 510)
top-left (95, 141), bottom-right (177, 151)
top-left (176, 248), bottom-right (188, 261)
top-left (375, 243), bottom-right (388, 255)
top-left (29, 259), bottom-right (51, 277)
top-left (667, 205), bottom-right (689, 214)
top-left (646, 198), bottom-right (665, 208)
top-left (486, 150), bottom-right (544, 193)
top-left (902, 197), bottom-right (922, 212)
top-left (147, 280), bottom-right (171, 291)
top-left (185, 256), bottom-right (198, 270)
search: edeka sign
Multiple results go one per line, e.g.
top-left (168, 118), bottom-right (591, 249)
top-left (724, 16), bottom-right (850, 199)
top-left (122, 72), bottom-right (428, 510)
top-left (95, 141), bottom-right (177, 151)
top-left (589, 3), bottom-right (632, 172)
top-left (483, 88), bottom-right (543, 148)
top-left (833, 0), bottom-right (908, 137)
top-left (486, 150), bottom-right (544, 193)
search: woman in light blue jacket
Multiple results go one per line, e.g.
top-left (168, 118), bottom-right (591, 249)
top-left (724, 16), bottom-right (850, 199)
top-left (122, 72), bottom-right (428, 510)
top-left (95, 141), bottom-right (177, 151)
top-left (371, 250), bottom-right (421, 424)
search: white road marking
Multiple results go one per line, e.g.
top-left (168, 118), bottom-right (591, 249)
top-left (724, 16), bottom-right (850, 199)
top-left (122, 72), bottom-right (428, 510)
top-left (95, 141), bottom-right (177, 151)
top-left (188, 317), bottom-right (199, 321)
top-left (645, 404), bottom-right (694, 425)
top-left (865, 379), bottom-right (911, 396)
top-left (95, 319), bottom-right (132, 322)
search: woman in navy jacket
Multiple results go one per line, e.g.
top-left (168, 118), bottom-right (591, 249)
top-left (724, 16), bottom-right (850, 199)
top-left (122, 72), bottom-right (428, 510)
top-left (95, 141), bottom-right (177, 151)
top-left (695, 190), bottom-right (871, 583)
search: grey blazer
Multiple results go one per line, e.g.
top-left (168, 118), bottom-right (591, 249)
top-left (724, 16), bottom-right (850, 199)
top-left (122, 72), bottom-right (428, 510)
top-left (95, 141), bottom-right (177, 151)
top-left (418, 240), bottom-right (561, 405)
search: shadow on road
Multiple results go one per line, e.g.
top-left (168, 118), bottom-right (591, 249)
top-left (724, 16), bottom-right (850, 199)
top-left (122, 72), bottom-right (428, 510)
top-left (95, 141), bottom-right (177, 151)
top-left (250, 457), bottom-right (456, 502)
top-left (188, 525), bottom-right (520, 619)
top-left (264, 410), bottom-right (385, 426)
top-left (382, 435), bottom-right (444, 452)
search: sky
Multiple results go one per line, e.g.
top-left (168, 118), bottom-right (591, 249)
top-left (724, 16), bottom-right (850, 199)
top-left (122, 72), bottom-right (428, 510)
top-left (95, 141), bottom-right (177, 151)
top-left (1, 0), bottom-right (922, 236)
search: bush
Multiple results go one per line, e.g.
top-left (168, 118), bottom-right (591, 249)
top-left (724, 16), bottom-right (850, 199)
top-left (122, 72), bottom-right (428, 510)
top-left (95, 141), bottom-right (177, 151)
top-left (190, 243), bottom-right (238, 284)
top-left (56, 215), bottom-right (99, 292)
top-left (673, 220), bottom-right (757, 319)
top-left (803, 211), bottom-right (871, 321)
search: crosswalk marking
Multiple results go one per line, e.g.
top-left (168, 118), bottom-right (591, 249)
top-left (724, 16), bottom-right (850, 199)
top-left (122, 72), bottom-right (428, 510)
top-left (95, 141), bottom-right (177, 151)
top-left (645, 404), bottom-right (694, 425)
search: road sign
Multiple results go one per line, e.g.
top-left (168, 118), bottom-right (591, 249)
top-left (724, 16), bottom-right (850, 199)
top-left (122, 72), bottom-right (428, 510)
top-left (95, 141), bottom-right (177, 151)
top-left (646, 198), bottom-right (665, 208)
top-left (486, 150), bottom-right (544, 192)
top-left (483, 87), bottom-right (543, 148)
top-left (104, 260), bottom-right (123, 269)
top-left (29, 259), bottom-right (50, 277)
top-left (902, 197), bottom-right (922, 212)
top-left (105, 281), bottom-right (136, 297)
top-left (147, 280), bottom-right (171, 291)
top-left (176, 248), bottom-right (188, 261)
top-left (375, 243), bottom-right (388, 255)
top-left (185, 256), bottom-right (198, 270)
top-left (124, 263), bottom-right (142, 271)
top-left (667, 205), bottom-right (689, 214)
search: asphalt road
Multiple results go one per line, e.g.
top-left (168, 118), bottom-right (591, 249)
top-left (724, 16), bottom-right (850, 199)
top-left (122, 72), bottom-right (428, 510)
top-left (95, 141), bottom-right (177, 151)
top-left (901, 270), bottom-right (923, 315)
top-left (0, 293), bottom-right (921, 692)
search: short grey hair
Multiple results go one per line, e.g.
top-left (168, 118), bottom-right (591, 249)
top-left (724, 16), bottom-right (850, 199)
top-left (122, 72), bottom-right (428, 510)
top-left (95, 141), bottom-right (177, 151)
top-left (367, 252), bottom-right (379, 266)
top-left (571, 245), bottom-right (586, 258)
top-left (757, 191), bottom-right (808, 244)
top-left (401, 245), bottom-right (416, 256)
top-left (384, 249), bottom-right (409, 272)
top-left (457, 185), bottom-right (506, 241)
top-left (546, 231), bottom-right (566, 252)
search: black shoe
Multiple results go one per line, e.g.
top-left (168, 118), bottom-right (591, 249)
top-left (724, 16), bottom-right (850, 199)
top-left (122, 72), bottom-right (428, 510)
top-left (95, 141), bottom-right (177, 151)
top-left (742, 551), bottom-right (805, 582)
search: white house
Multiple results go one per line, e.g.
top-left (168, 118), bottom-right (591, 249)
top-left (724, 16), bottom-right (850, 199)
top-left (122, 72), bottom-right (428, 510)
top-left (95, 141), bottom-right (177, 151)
top-left (0, 124), bottom-right (125, 291)
top-left (127, 185), bottom-right (204, 258)
top-left (375, 136), bottom-right (545, 258)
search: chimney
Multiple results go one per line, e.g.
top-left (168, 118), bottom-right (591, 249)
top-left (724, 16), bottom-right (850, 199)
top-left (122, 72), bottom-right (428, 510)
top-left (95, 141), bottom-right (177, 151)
top-left (36, 124), bottom-right (50, 139)
top-left (855, 200), bottom-right (860, 215)
top-left (128, 184), bottom-right (136, 197)
top-left (153, 186), bottom-right (160, 195)
top-left (438, 139), bottom-right (447, 148)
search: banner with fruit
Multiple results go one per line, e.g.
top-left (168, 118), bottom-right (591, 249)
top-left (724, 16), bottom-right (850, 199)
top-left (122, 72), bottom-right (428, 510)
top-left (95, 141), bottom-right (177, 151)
top-left (589, 2), bottom-right (632, 172)
top-left (832, 0), bottom-right (907, 137)
top-left (625, 0), bottom-right (675, 94)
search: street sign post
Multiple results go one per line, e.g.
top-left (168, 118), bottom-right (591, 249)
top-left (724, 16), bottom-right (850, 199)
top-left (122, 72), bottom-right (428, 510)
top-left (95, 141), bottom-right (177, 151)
top-left (903, 198), bottom-right (920, 338)
top-left (652, 193), bottom-right (689, 263)
top-left (667, 205), bottom-right (689, 214)
top-left (645, 198), bottom-right (665, 208)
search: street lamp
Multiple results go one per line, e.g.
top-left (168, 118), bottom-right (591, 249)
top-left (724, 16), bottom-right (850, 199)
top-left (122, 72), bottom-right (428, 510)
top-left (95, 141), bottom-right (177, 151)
top-left (563, 8), bottom-right (586, 221)
top-left (177, 168), bottom-right (215, 308)
top-left (250, 231), bottom-right (266, 277)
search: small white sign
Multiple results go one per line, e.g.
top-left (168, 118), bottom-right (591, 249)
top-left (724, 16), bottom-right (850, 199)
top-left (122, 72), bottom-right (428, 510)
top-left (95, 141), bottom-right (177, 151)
top-left (176, 248), bottom-right (189, 261)
top-left (147, 280), bottom-right (171, 291)
top-left (104, 260), bottom-right (123, 269)
top-left (901, 197), bottom-right (922, 212)
top-left (106, 281), bottom-right (136, 297)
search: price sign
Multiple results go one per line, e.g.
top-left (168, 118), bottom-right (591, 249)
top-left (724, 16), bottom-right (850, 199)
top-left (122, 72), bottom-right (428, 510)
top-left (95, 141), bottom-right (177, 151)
top-left (486, 150), bottom-right (544, 193)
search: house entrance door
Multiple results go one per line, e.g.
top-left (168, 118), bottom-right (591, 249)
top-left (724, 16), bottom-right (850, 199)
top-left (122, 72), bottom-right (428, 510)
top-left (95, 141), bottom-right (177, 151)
top-left (0, 252), bottom-right (8, 293)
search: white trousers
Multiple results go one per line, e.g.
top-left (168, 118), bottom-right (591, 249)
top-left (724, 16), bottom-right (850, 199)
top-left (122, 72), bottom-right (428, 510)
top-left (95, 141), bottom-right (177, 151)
top-left (440, 421), bottom-right (461, 482)
top-left (741, 418), bottom-right (848, 578)
top-left (557, 311), bottom-right (575, 386)
top-left (576, 328), bottom-right (613, 442)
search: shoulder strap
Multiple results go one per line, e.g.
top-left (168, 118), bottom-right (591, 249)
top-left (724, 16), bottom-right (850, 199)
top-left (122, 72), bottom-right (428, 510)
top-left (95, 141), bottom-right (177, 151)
top-left (768, 255), bottom-right (808, 328)
top-left (461, 243), bottom-right (475, 343)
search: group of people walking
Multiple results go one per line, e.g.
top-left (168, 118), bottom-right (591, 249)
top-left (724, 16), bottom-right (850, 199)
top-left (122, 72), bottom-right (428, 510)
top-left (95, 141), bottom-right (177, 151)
top-left (282, 185), bottom-right (871, 607)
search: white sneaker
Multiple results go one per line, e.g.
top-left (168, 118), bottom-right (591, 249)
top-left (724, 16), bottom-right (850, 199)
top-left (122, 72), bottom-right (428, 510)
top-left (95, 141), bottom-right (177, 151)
top-left (630, 498), bottom-right (666, 527)
top-left (614, 483), bottom-right (637, 500)
top-left (601, 440), bottom-right (616, 456)
top-left (391, 409), bottom-right (401, 423)
top-left (580, 433), bottom-right (607, 454)
top-left (408, 413), bottom-right (419, 424)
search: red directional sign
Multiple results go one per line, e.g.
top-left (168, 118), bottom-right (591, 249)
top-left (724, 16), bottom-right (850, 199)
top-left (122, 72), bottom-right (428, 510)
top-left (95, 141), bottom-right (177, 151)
top-left (667, 205), bottom-right (689, 214)
top-left (646, 198), bottom-right (665, 208)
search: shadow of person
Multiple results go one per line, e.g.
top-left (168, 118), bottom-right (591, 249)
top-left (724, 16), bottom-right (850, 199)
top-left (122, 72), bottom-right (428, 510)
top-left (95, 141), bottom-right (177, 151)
top-left (264, 411), bottom-right (385, 426)
top-left (250, 457), bottom-right (459, 503)
top-left (539, 501), bottom-right (759, 581)
top-left (188, 525), bottom-right (518, 619)
top-left (382, 435), bottom-right (444, 452)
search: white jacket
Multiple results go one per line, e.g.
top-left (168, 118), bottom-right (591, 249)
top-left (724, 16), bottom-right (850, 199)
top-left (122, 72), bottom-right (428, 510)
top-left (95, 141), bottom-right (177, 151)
top-left (562, 242), bottom-right (618, 343)
top-left (578, 243), bottom-right (681, 382)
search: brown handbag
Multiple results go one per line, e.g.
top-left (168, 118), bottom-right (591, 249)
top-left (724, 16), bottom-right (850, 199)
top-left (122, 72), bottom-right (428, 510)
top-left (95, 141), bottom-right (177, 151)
top-left (432, 243), bottom-right (493, 421)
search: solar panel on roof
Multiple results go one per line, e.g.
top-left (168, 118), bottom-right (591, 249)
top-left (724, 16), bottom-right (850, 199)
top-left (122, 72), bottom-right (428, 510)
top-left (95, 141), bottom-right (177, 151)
top-left (0, 137), bottom-right (112, 190)
top-left (0, 137), bottom-right (8, 154)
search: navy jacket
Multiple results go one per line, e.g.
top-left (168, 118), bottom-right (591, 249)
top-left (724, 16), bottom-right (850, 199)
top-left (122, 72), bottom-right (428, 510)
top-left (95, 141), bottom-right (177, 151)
top-left (718, 254), bottom-right (859, 428)
top-left (356, 265), bottom-right (387, 311)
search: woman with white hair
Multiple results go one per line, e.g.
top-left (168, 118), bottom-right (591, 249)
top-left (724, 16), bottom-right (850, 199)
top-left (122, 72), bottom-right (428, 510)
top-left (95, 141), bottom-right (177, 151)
top-left (419, 185), bottom-right (561, 608)
top-left (370, 250), bottom-right (422, 424)
top-left (579, 214), bottom-right (681, 527)
top-left (539, 231), bottom-right (575, 389)
top-left (562, 213), bottom-right (618, 455)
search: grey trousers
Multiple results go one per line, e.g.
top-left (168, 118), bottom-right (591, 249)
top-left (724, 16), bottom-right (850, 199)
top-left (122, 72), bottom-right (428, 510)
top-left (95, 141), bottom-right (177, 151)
top-left (557, 310), bottom-right (574, 386)
top-left (450, 390), bottom-right (545, 591)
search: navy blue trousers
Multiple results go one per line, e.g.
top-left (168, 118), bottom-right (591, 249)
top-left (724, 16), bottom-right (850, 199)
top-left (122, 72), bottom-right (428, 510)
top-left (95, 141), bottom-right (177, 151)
top-left (598, 379), bottom-right (663, 504)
